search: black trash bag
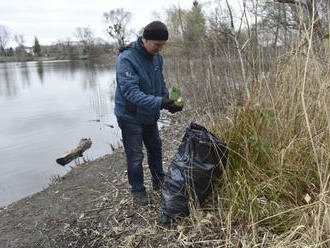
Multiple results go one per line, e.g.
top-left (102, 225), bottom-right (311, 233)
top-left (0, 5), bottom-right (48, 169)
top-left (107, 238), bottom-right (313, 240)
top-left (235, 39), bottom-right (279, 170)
top-left (160, 123), bottom-right (228, 222)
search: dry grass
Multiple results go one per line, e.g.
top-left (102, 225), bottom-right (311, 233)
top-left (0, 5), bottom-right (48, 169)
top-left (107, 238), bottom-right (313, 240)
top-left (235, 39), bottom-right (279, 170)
top-left (161, 26), bottom-right (330, 246)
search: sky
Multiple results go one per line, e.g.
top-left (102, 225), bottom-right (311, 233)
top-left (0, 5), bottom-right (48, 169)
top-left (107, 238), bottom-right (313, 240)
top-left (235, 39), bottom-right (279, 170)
top-left (0, 0), bottom-right (210, 47)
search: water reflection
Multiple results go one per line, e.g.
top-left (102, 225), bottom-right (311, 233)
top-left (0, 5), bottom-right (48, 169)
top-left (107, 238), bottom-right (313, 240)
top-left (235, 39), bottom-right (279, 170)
top-left (82, 62), bottom-right (98, 90)
top-left (37, 61), bottom-right (44, 83)
top-left (0, 60), bottom-right (121, 207)
top-left (21, 62), bottom-right (31, 88)
top-left (68, 60), bottom-right (81, 77)
top-left (0, 63), bottom-right (17, 98)
top-left (0, 60), bottom-right (115, 99)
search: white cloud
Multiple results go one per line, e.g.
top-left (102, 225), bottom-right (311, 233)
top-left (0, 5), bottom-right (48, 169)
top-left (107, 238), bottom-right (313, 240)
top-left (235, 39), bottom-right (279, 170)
top-left (1, 0), bottom-right (197, 46)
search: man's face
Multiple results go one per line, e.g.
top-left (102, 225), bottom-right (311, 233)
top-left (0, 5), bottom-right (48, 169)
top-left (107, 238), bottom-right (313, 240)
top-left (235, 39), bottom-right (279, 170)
top-left (143, 39), bottom-right (167, 56)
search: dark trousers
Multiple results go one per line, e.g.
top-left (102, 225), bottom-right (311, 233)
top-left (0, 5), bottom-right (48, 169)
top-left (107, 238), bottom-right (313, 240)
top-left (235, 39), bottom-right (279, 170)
top-left (117, 118), bottom-right (165, 193)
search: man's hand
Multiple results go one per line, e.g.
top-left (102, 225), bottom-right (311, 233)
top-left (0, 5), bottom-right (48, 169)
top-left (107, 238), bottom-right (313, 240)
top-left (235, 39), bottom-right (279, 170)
top-left (167, 104), bottom-right (183, 113)
top-left (161, 96), bottom-right (174, 110)
top-left (161, 96), bottom-right (183, 114)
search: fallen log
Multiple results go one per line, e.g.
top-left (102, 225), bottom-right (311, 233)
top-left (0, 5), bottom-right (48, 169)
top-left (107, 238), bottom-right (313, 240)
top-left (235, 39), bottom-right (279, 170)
top-left (56, 138), bottom-right (92, 166)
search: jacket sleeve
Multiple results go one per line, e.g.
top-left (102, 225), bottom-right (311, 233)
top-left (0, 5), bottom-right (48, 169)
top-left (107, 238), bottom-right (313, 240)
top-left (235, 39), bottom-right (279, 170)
top-left (159, 54), bottom-right (169, 97)
top-left (117, 56), bottom-right (162, 111)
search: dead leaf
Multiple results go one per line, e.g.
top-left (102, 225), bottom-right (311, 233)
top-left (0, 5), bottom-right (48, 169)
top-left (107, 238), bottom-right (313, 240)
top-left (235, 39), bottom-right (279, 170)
top-left (79, 213), bottom-right (85, 219)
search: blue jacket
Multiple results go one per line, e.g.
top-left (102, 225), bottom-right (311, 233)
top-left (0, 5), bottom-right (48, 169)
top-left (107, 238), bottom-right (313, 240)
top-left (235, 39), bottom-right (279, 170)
top-left (114, 37), bottom-right (168, 124)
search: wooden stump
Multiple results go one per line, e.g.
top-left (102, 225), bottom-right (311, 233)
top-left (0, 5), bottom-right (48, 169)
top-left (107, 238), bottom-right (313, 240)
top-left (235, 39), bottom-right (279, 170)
top-left (56, 138), bottom-right (92, 166)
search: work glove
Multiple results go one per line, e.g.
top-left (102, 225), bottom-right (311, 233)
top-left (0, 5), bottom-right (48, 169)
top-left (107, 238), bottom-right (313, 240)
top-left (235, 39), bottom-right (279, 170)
top-left (167, 104), bottom-right (183, 114)
top-left (161, 96), bottom-right (174, 110)
top-left (161, 96), bottom-right (183, 114)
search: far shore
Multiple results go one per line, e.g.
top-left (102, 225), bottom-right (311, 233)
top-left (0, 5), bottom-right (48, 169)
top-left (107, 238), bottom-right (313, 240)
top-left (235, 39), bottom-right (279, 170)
top-left (0, 54), bottom-right (116, 64)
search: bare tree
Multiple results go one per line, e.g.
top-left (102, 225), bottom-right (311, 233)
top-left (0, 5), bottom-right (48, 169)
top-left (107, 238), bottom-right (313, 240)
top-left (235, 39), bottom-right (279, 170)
top-left (74, 26), bottom-right (95, 55)
top-left (103, 8), bottom-right (132, 47)
top-left (59, 38), bottom-right (79, 59)
top-left (14, 34), bottom-right (26, 61)
top-left (164, 5), bottom-right (187, 41)
top-left (0, 25), bottom-right (11, 55)
top-left (275, 0), bottom-right (329, 37)
top-left (14, 34), bottom-right (25, 47)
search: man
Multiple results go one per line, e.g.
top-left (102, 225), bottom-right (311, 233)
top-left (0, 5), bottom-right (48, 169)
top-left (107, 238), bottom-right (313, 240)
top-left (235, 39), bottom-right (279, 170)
top-left (115, 21), bottom-right (183, 205)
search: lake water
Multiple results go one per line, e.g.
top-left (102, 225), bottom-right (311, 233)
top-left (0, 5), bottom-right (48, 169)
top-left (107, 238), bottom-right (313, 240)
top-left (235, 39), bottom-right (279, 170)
top-left (0, 60), bottom-right (122, 207)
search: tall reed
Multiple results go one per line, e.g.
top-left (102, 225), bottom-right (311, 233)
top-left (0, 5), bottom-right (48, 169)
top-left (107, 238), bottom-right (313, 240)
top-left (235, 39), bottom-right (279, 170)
top-left (164, 25), bottom-right (330, 246)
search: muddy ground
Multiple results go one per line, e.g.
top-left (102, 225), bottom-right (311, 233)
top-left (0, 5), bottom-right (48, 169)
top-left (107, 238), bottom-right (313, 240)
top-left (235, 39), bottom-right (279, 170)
top-left (0, 112), bottom-right (214, 248)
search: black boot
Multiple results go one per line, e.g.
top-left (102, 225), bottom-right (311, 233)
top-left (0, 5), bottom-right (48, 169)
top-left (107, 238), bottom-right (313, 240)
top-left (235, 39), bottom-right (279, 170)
top-left (132, 191), bottom-right (148, 206)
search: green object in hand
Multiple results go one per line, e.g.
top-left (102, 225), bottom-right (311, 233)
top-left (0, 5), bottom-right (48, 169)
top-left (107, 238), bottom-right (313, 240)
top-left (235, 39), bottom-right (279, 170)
top-left (174, 99), bottom-right (184, 108)
top-left (169, 87), bottom-right (180, 101)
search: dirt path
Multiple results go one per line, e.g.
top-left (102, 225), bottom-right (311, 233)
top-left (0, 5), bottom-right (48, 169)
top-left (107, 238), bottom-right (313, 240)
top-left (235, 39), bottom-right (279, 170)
top-left (0, 114), bottom-right (198, 248)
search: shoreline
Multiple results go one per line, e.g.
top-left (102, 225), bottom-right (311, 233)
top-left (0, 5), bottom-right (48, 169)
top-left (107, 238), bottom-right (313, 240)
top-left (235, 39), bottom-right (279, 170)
top-left (0, 114), bottom-right (174, 209)
top-left (0, 56), bottom-right (85, 63)
top-left (0, 111), bottom-right (199, 247)
top-left (0, 54), bottom-right (115, 64)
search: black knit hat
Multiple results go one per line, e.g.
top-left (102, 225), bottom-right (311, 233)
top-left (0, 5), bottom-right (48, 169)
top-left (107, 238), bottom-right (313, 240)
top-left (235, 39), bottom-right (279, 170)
top-left (143, 21), bottom-right (169, 40)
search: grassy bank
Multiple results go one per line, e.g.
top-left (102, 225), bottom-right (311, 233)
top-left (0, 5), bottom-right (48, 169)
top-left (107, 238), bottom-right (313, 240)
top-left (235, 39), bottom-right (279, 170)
top-left (212, 50), bottom-right (330, 246)
top-left (163, 34), bottom-right (329, 245)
